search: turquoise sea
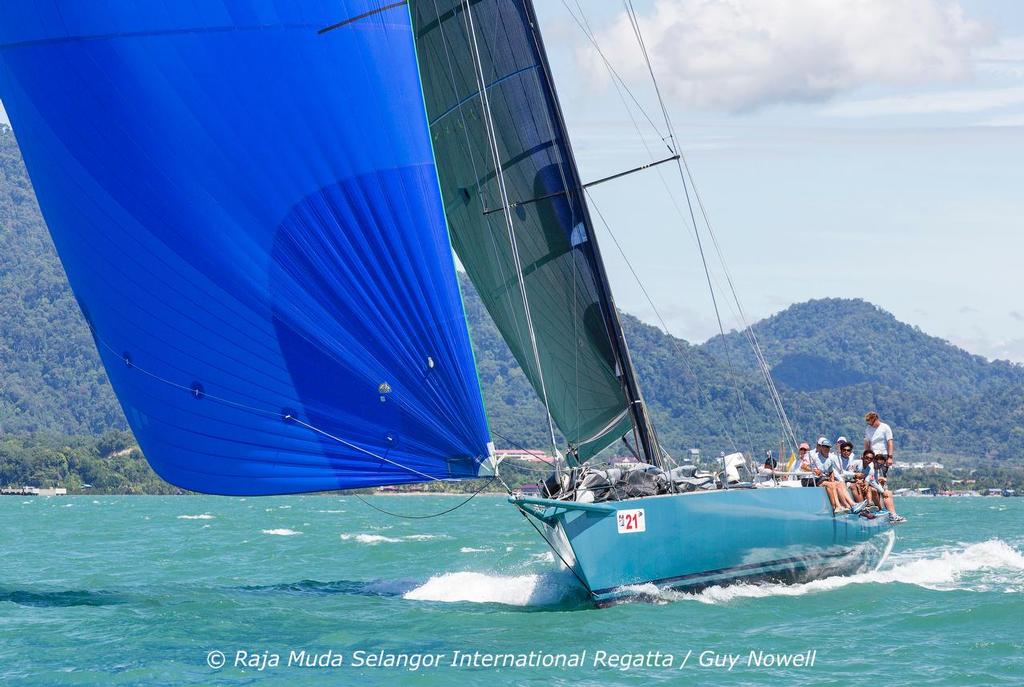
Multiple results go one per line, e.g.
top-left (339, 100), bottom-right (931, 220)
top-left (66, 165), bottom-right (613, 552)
top-left (1, 494), bottom-right (1021, 686)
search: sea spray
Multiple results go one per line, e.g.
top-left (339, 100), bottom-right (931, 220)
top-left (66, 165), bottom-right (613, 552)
top-left (639, 538), bottom-right (1024, 605)
top-left (404, 570), bottom-right (584, 606)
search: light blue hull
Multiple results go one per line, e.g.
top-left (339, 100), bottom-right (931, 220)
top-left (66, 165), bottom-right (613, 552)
top-left (512, 487), bottom-right (894, 606)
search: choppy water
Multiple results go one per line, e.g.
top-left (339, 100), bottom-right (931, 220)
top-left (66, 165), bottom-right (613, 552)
top-left (1, 494), bottom-right (1021, 685)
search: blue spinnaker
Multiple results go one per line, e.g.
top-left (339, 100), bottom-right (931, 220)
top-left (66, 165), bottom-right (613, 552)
top-left (0, 1), bottom-right (493, 494)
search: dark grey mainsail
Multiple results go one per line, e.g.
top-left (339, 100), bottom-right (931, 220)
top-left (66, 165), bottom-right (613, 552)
top-left (409, 0), bottom-right (659, 463)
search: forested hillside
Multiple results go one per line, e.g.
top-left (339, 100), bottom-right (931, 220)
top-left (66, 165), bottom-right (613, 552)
top-left (0, 125), bottom-right (127, 435)
top-left (2, 125), bottom-right (1023, 488)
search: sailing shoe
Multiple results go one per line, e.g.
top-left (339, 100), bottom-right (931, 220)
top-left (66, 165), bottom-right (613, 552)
top-left (889, 514), bottom-right (907, 524)
top-left (850, 500), bottom-right (868, 514)
top-left (834, 507), bottom-right (851, 515)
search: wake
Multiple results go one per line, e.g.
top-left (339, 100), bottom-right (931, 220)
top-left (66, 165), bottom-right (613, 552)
top-left (401, 539), bottom-right (1024, 608)
top-left (403, 570), bottom-right (587, 607)
top-left (656, 538), bottom-right (1024, 605)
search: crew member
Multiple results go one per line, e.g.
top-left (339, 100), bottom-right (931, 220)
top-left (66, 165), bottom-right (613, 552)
top-left (864, 412), bottom-right (895, 476)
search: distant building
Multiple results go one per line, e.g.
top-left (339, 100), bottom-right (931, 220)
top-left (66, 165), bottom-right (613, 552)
top-left (496, 449), bottom-right (553, 463)
top-left (893, 461), bottom-right (943, 470)
top-left (1, 486), bottom-right (66, 496)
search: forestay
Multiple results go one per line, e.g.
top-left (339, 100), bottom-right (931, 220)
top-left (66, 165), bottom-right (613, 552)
top-left (410, 0), bottom-right (638, 462)
top-left (0, 1), bottom-right (493, 494)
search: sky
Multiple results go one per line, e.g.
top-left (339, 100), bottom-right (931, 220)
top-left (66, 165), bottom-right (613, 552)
top-left (533, 0), bottom-right (1024, 363)
top-left (1, 1), bottom-right (1022, 362)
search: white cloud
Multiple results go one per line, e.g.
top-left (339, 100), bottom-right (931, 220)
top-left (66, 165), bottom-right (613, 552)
top-left (821, 85), bottom-right (1024, 116)
top-left (952, 334), bottom-right (1024, 364)
top-left (975, 112), bottom-right (1024, 127)
top-left (580, 0), bottom-right (990, 111)
top-left (976, 36), bottom-right (1024, 78)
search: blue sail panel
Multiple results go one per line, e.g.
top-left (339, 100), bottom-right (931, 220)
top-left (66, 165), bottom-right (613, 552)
top-left (0, 1), bottom-right (493, 494)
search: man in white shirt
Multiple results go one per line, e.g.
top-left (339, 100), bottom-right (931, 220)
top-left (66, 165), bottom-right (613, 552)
top-left (804, 437), bottom-right (855, 511)
top-left (839, 441), bottom-right (860, 473)
top-left (863, 412), bottom-right (894, 476)
top-left (866, 454), bottom-right (906, 523)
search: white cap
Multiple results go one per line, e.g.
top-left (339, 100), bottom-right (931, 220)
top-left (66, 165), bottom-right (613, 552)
top-left (836, 436), bottom-right (848, 445)
top-left (816, 436), bottom-right (831, 447)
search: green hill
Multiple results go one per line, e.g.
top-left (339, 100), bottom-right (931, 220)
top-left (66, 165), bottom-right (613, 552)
top-left (2, 124), bottom-right (1022, 491)
top-left (701, 298), bottom-right (1024, 459)
top-left (0, 125), bottom-right (127, 436)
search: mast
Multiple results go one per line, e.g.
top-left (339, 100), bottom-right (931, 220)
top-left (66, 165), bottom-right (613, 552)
top-left (521, 1), bottom-right (661, 466)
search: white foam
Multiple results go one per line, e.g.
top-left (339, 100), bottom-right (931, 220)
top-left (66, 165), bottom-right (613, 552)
top-left (460, 547), bottom-right (493, 553)
top-left (316, 510), bottom-right (346, 514)
top-left (339, 533), bottom-right (445, 544)
top-left (404, 571), bottom-right (580, 606)
top-left (340, 533), bottom-right (402, 544)
top-left (177, 514), bottom-right (215, 520)
top-left (645, 539), bottom-right (1024, 605)
top-left (524, 551), bottom-right (555, 565)
top-left (261, 528), bottom-right (301, 536)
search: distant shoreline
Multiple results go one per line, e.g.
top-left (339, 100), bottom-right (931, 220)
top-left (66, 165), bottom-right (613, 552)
top-left (5, 491), bottom-right (510, 498)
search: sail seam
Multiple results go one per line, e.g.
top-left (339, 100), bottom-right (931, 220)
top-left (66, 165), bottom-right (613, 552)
top-left (427, 63), bottom-right (539, 126)
top-left (460, 0), bottom-right (561, 461)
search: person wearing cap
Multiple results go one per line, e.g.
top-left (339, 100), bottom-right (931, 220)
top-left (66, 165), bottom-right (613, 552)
top-left (804, 437), bottom-right (853, 511)
top-left (823, 440), bottom-right (856, 509)
top-left (789, 442), bottom-right (811, 481)
top-left (802, 437), bottom-right (830, 473)
top-left (827, 442), bottom-right (859, 509)
top-left (867, 452), bottom-right (905, 523)
top-left (863, 412), bottom-right (895, 476)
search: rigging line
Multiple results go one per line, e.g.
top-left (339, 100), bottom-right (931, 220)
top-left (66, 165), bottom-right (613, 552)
top-left (679, 155), bottom-right (800, 451)
top-left (520, 6), bottom-right (590, 464)
top-left (558, 0), bottom-right (673, 154)
top-left (675, 159), bottom-right (802, 450)
top-left (427, 0), bottom-right (533, 397)
top-left (460, 0), bottom-right (561, 463)
top-left (90, 330), bottom-right (477, 484)
top-left (513, 506), bottom-right (596, 600)
top-left (492, 430), bottom-right (559, 471)
top-left (674, 158), bottom-right (757, 458)
top-left (427, 0), bottom-right (534, 424)
top-left (611, 0), bottom-right (798, 452)
top-left (353, 478), bottom-right (498, 519)
top-left (612, 0), bottom-right (786, 455)
top-left (570, 6), bottom-right (755, 456)
top-left (622, 0), bottom-right (677, 147)
top-left (525, 1), bottom-right (662, 469)
top-left (284, 417), bottom-right (441, 483)
top-left (584, 191), bottom-right (739, 454)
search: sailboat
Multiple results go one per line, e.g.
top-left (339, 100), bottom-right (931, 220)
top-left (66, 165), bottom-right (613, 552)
top-left (0, 0), bottom-right (893, 606)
